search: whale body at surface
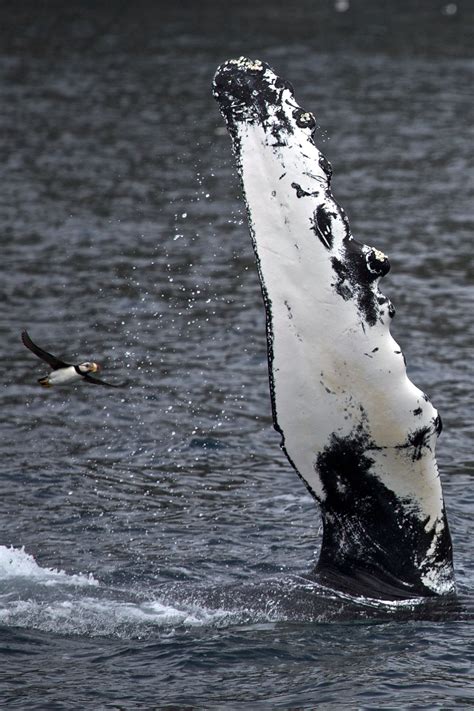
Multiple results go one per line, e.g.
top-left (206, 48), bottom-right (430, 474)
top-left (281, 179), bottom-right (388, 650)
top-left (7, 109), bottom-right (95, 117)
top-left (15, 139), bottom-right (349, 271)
top-left (213, 57), bottom-right (455, 600)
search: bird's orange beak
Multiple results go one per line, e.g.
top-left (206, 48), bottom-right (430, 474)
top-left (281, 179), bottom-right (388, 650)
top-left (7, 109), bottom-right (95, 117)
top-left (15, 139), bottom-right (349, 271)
top-left (91, 363), bottom-right (101, 372)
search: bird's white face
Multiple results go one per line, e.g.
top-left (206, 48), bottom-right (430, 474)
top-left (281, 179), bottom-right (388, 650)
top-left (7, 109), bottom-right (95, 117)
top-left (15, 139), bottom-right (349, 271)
top-left (78, 362), bottom-right (100, 374)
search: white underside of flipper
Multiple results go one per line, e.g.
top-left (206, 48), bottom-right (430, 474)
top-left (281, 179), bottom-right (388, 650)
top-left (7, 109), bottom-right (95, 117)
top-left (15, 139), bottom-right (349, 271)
top-left (214, 58), bottom-right (454, 598)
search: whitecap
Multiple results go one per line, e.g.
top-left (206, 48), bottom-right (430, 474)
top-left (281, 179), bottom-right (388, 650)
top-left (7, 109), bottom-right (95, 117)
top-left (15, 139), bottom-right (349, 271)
top-left (0, 545), bottom-right (98, 587)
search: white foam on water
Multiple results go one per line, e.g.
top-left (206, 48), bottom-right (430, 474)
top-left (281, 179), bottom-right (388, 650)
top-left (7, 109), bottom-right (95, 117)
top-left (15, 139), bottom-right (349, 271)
top-left (0, 545), bottom-right (99, 587)
top-left (0, 594), bottom-right (243, 639)
top-left (0, 548), bottom-right (435, 638)
top-left (0, 546), bottom-right (247, 637)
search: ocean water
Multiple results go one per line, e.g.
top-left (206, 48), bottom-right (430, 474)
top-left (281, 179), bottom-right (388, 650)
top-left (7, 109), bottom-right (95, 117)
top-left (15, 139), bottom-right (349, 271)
top-left (0, 2), bottom-right (472, 708)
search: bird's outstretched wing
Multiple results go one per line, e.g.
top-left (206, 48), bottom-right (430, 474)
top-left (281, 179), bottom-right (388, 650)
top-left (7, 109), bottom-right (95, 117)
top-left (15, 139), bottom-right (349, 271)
top-left (21, 330), bottom-right (71, 369)
top-left (82, 373), bottom-right (123, 388)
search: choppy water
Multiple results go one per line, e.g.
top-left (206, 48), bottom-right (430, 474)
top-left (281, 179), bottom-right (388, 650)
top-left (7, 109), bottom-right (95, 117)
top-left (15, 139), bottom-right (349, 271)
top-left (1, 2), bottom-right (472, 708)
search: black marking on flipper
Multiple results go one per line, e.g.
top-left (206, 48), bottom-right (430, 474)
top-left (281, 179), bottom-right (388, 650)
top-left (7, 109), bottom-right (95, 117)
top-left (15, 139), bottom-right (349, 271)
top-left (320, 379), bottom-right (334, 394)
top-left (330, 257), bottom-right (354, 302)
top-left (293, 109), bottom-right (316, 130)
top-left (314, 427), bottom-right (451, 598)
top-left (366, 249), bottom-right (390, 278)
top-left (392, 423), bottom-right (440, 461)
top-left (407, 426), bottom-right (433, 461)
top-left (330, 240), bottom-right (391, 326)
top-left (21, 330), bottom-right (70, 370)
top-left (377, 294), bottom-right (395, 319)
top-left (319, 154), bottom-right (332, 182)
top-left (311, 205), bottom-right (335, 249)
top-left (212, 60), bottom-right (295, 145)
top-left (291, 182), bottom-right (319, 199)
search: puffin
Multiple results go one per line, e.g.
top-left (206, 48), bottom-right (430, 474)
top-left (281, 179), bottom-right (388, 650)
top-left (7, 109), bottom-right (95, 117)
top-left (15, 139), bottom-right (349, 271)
top-left (22, 330), bottom-right (120, 388)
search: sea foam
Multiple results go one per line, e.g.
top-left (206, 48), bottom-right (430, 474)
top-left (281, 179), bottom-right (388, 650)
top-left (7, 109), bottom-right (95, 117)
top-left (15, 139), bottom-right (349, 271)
top-left (0, 545), bottom-right (98, 587)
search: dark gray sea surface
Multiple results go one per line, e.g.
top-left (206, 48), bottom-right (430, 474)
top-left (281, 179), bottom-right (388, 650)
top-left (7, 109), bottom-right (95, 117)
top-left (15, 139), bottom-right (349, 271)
top-left (0, 1), bottom-right (472, 708)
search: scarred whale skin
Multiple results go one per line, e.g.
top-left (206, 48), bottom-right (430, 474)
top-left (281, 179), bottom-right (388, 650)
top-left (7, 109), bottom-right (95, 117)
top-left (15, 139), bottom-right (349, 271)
top-left (213, 57), bottom-right (455, 600)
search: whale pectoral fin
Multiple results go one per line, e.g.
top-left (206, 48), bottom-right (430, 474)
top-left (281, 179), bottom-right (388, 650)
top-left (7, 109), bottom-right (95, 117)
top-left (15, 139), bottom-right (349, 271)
top-left (213, 57), bottom-right (455, 599)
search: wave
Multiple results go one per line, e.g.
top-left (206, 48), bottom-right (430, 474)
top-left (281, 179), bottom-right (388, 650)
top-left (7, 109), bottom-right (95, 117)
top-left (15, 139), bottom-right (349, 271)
top-left (0, 545), bottom-right (98, 587)
top-left (0, 546), bottom-right (466, 639)
top-left (0, 546), bottom-right (242, 638)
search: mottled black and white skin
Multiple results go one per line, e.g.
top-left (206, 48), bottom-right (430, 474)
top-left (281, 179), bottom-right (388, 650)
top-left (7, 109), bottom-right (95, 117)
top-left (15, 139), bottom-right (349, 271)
top-left (213, 57), bottom-right (455, 600)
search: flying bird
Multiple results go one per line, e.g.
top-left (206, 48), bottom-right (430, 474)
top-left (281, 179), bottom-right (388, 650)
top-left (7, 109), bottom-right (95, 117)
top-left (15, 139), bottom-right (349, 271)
top-left (21, 330), bottom-right (120, 388)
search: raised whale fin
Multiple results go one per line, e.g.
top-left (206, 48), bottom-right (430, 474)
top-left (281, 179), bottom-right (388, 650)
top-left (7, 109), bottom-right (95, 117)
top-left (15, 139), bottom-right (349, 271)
top-left (213, 57), bottom-right (455, 600)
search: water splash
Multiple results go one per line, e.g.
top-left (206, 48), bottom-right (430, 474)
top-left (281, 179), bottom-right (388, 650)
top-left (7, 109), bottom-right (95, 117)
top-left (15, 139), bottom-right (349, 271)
top-left (0, 546), bottom-right (98, 587)
top-left (0, 548), bottom-right (466, 639)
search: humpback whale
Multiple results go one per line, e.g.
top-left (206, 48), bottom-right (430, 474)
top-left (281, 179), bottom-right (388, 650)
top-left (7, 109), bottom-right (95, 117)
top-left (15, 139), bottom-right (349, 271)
top-left (213, 57), bottom-right (455, 600)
